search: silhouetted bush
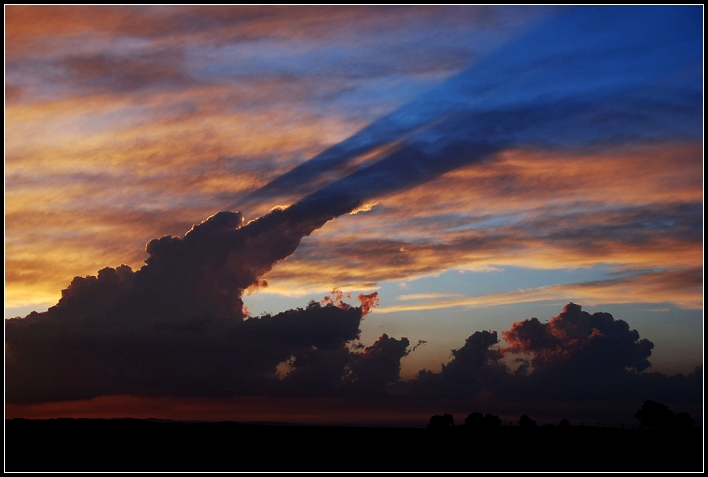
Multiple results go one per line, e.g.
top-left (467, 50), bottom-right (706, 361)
top-left (559, 419), bottom-right (570, 428)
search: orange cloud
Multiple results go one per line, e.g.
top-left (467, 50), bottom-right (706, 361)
top-left (415, 144), bottom-right (702, 211)
top-left (249, 142), bottom-right (701, 308)
top-left (6, 6), bottom-right (518, 61)
top-left (6, 5), bottom-right (701, 319)
top-left (5, 83), bottom-right (367, 309)
top-left (358, 291), bottom-right (380, 316)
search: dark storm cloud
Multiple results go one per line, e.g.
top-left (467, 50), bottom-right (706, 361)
top-left (7, 199), bottom-right (419, 403)
top-left (6, 296), bottom-right (364, 402)
top-left (344, 334), bottom-right (411, 397)
top-left (236, 6), bottom-right (701, 211)
top-left (405, 331), bottom-right (510, 399)
top-left (276, 330), bottom-right (411, 398)
top-left (398, 304), bottom-right (701, 406)
top-left (6, 219), bottom-right (701, 410)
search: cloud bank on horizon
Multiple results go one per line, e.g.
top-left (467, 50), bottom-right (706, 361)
top-left (5, 193), bottom-right (701, 406)
top-left (7, 261), bottom-right (701, 408)
top-left (5, 6), bottom-right (703, 421)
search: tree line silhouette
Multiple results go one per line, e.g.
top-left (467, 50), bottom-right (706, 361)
top-left (6, 399), bottom-right (702, 472)
top-left (427, 400), bottom-right (696, 430)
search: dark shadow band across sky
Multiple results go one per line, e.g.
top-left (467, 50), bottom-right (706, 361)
top-left (228, 6), bottom-right (702, 216)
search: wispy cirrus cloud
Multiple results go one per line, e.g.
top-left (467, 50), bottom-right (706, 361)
top-left (375, 267), bottom-right (703, 313)
top-left (397, 293), bottom-right (463, 301)
top-left (255, 141), bottom-right (701, 310)
top-left (6, 7), bottom-right (701, 313)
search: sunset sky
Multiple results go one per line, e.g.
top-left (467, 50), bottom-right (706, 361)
top-left (5, 6), bottom-right (703, 426)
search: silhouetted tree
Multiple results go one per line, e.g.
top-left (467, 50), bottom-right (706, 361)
top-left (673, 412), bottom-right (695, 429)
top-left (635, 400), bottom-right (674, 429)
top-left (465, 412), bottom-right (502, 430)
top-left (483, 413), bottom-right (502, 429)
top-left (465, 412), bottom-right (484, 428)
top-left (428, 413), bottom-right (454, 430)
top-left (559, 419), bottom-right (570, 428)
top-left (519, 414), bottom-right (537, 428)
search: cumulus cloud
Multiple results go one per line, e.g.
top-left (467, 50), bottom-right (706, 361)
top-left (6, 226), bottom-right (702, 424)
top-left (396, 303), bottom-right (701, 406)
top-left (6, 198), bottom-right (419, 404)
top-left (344, 334), bottom-right (411, 397)
top-left (404, 331), bottom-right (509, 398)
top-left (503, 302), bottom-right (654, 373)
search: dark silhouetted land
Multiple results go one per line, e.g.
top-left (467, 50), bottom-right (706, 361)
top-left (5, 418), bottom-right (703, 472)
